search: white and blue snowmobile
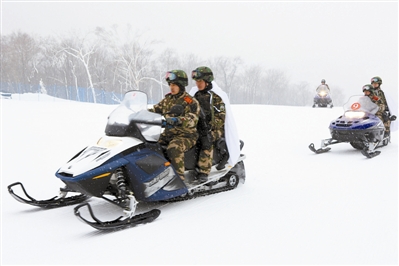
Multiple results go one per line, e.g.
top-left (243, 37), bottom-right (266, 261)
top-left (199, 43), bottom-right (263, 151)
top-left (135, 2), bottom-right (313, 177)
top-left (8, 90), bottom-right (246, 230)
top-left (309, 95), bottom-right (396, 158)
top-left (312, 85), bottom-right (333, 108)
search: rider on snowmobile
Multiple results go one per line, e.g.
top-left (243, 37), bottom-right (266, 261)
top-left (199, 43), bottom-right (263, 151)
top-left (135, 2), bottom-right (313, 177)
top-left (370, 76), bottom-right (392, 137)
top-left (148, 70), bottom-right (200, 181)
top-left (317, 79), bottom-right (331, 91)
top-left (362, 84), bottom-right (385, 123)
top-left (190, 66), bottom-right (226, 182)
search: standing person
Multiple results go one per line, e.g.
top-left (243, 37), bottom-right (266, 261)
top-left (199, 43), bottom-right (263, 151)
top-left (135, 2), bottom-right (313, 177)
top-left (189, 66), bottom-right (240, 182)
top-left (370, 76), bottom-right (393, 137)
top-left (148, 70), bottom-right (200, 181)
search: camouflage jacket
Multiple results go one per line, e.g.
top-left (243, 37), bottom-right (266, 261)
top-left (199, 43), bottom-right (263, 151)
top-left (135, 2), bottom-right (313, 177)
top-left (367, 93), bottom-right (386, 113)
top-left (374, 88), bottom-right (389, 112)
top-left (149, 91), bottom-right (200, 139)
top-left (194, 90), bottom-right (226, 136)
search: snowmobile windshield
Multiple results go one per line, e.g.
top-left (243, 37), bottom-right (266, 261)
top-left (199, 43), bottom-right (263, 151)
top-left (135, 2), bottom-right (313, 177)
top-left (105, 91), bottom-right (162, 142)
top-left (316, 85), bottom-right (330, 97)
top-left (343, 95), bottom-right (379, 118)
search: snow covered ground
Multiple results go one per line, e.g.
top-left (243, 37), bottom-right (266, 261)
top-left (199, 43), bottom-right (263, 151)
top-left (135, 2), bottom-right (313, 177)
top-left (1, 93), bottom-right (398, 265)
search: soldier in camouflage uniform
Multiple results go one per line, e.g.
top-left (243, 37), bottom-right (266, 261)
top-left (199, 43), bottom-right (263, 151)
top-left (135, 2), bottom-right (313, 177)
top-left (362, 84), bottom-right (385, 122)
top-left (370, 76), bottom-right (391, 137)
top-left (190, 66), bottom-right (226, 182)
top-left (148, 70), bottom-right (200, 181)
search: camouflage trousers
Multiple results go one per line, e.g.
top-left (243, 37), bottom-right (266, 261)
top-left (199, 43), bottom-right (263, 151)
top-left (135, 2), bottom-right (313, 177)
top-left (384, 120), bottom-right (391, 133)
top-left (376, 111), bottom-right (391, 133)
top-left (160, 135), bottom-right (196, 177)
top-left (197, 129), bottom-right (224, 175)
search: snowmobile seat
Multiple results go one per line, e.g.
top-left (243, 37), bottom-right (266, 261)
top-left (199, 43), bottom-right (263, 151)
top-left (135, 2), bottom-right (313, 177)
top-left (213, 138), bottom-right (244, 170)
top-left (160, 143), bottom-right (199, 171)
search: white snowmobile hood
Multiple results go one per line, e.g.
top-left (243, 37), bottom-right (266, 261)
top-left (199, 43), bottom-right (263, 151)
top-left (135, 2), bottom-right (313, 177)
top-left (189, 81), bottom-right (241, 166)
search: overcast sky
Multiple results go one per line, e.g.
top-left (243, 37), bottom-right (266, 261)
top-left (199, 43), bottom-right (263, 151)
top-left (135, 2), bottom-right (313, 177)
top-left (1, 1), bottom-right (398, 102)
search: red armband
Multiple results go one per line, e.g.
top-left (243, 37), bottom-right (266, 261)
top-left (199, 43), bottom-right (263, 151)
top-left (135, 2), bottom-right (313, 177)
top-left (184, 96), bottom-right (193, 104)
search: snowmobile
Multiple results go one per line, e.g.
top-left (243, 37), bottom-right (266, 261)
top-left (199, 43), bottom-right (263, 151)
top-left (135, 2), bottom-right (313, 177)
top-left (309, 95), bottom-right (396, 158)
top-left (8, 90), bottom-right (246, 230)
top-left (312, 85), bottom-right (333, 108)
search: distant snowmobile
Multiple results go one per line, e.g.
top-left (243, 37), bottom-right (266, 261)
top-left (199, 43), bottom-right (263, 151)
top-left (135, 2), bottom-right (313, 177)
top-left (8, 90), bottom-right (246, 230)
top-left (312, 85), bottom-right (333, 108)
top-left (309, 95), bottom-right (396, 158)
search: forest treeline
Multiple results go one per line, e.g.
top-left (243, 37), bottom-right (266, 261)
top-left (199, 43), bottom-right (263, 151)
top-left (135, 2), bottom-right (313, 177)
top-left (1, 26), bottom-right (345, 105)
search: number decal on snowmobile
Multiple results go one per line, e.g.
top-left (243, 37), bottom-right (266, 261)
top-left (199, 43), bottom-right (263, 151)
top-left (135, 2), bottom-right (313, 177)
top-left (351, 102), bottom-right (361, 110)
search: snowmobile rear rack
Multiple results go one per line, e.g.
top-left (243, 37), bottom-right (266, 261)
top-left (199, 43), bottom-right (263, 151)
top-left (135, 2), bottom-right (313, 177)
top-left (7, 182), bottom-right (89, 208)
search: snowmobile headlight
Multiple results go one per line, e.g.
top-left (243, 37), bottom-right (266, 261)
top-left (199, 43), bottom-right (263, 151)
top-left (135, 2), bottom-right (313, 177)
top-left (97, 137), bottom-right (123, 148)
top-left (318, 91), bottom-right (327, 97)
top-left (345, 111), bottom-right (365, 119)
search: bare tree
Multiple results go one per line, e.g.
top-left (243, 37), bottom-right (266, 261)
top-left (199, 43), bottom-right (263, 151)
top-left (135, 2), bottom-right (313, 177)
top-left (151, 48), bottom-right (181, 99)
top-left (103, 26), bottom-right (159, 96)
top-left (1, 31), bottom-right (41, 93)
top-left (238, 64), bottom-right (263, 104)
top-left (210, 56), bottom-right (243, 99)
top-left (58, 31), bottom-right (99, 102)
top-left (263, 69), bottom-right (290, 105)
top-left (290, 81), bottom-right (314, 106)
top-left (179, 53), bottom-right (204, 90)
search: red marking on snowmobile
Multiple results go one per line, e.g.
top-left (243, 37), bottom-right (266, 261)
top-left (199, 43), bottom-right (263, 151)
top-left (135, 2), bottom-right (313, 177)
top-left (351, 102), bottom-right (361, 110)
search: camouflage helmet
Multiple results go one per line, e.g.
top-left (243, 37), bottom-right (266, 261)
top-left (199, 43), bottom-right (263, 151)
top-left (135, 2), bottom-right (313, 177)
top-left (165, 70), bottom-right (188, 87)
top-left (191, 66), bottom-right (214, 83)
top-left (371, 76), bottom-right (382, 85)
top-left (321, 79), bottom-right (326, 83)
top-left (362, 84), bottom-right (374, 93)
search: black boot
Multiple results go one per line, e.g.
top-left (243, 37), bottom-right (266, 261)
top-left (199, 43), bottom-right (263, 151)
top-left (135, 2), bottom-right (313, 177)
top-left (197, 173), bottom-right (208, 182)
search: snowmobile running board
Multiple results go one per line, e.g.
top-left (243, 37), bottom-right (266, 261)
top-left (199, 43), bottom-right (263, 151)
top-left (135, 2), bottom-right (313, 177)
top-left (74, 203), bottom-right (161, 230)
top-left (7, 182), bottom-right (89, 208)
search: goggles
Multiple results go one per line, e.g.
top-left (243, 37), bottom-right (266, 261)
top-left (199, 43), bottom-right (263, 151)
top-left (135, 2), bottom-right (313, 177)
top-left (191, 69), bottom-right (209, 80)
top-left (371, 78), bottom-right (379, 83)
top-left (165, 72), bottom-right (177, 82)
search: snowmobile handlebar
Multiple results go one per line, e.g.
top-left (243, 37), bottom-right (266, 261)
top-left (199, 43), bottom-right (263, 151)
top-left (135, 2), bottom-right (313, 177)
top-left (131, 119), bottom-right (163, 126)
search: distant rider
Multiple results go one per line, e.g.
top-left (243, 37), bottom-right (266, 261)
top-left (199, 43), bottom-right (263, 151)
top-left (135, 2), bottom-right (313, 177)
top-left (317, 79), bottom-right (330, 91)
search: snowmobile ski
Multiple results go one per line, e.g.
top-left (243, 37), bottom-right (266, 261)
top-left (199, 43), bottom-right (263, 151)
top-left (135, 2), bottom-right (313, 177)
top-left (8, 182), bottom-right (88, 208)
top-left (361, 149), bottom-right (381, 158)
top-left (74, 203), bottom-right (161, 230)
top-left (308, 143), bottom-right (331, 154)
